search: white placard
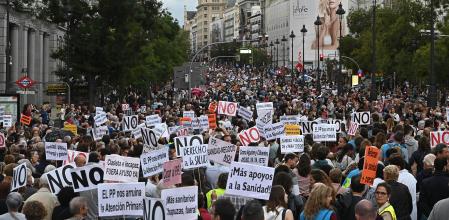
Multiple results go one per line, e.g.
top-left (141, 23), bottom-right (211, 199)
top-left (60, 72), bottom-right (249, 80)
top-left (263, 122), bottom-right (285, 141)
top-left (98, 182), bottom-right (145, 217)
top-left (351, 111), bottom-right (371, 125)
top-left (143, 198), bottom-right (166, 220)
top-left (280, 135), bottom-right (305, 153)
top-left (207, 137), bottom-right (236, 166)
top-left (92, 125), bottom-right (109, 141)
top-left (104, 155), bottom-right (140, 182)
top-left (191, 116), bottom-right (209, 131)
top-left (280, 115), bottom-right (301, 125)
top-left (63, 150), bottom-right (89, 166)
top-left (313, 124), bottom-right (337, 142)
top-left (3, 115), bottom-right (12, 128)
top-left (238, 127), bottom-right (261, 146)
top-left (122, 115), bottom-right (139, 131)
top-left (238, 106), bottom-right (253, 121)
top-left (11, 163), bottom-right (27, 191)
top-left (300, 121), bottom-right (318, 134)
top-left (45, 142), bottom-right (68, 161)
top-left (430, 131), bottom-right (449, 148)
top-left (161, 186), bottom-right (198, 220)
top-left (122, 104), bottom-right (130, 111)
top-left (225, 162), bottom-right (274, 200)
top-left (141, 127), bottom-right (160, 149)
top-left (183, 111), bottom-right (195, 119)
top-left (217, 101), bottom-right (238, 116)
top-left (347, 122), bottom-right (359, 136)
top-left (46, 164), bottom-right (74, 194)
top-left (70, 164), bottom-right (104, 192)
top-left (256, 109), bottom-right (273, 138)
top-left (95, 107), bottom-right (104, 115)
top-left (140, 146), bottom-right (169, 177)
top-left (146, 115), bottom-right (161, 127)
top-left (174, 135), bottom-right (203, 157)
top-left (256, 102), bottom-right (274, 112)
top-left (153, 123), bottom-right (169, 139)
top-left (94, 112), bottom-right (108, 126)
top-left (131, 123), bottom-right (146, 139)
top-left (238, 146), bottom-right (269, 166)
top-left (180, 144), bottom-right (209, 169)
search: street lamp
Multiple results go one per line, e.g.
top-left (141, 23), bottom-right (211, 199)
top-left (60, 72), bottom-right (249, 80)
top-left (336, 2), bottom-right (345, 95)
top-left (428, 0), bottom-right (437, 107)
top-left (289, 31), bottom-right (296, 75)
top-left (314, 16), bottom-right (322, 91)
top-left (270, 41), bottom-right (274, 67)
top-left (275, 38), bottom-right (280, 68)
top-left (300, 25), bottom-right (307, 79)
top-left (281, 35), bottom-right (287, 67)
top-left (370, 0), bottom-right (377, 101)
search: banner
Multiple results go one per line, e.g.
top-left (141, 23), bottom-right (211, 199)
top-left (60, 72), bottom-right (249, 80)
top-left (256, 102), bottom-right (273, 114)
top-left (174, 135), bottom-right (203, 157)
top-left (238, 146), bottom-right (269, 166)
top-left (3, 115), bottom-right (12, 127)
top-left (217, 101), bottom-right (237, 116)
top-left (208, 114), bottom-right (217, 129)
top-left (104, 155), bottom-right (140, 182)
top-left (141, 127), bottom-right (160, 150)
top-left (360, 146), bottom-right (380, 186)
top-left (226, 162), bottom-right (274, 200)
top-left (207, 137), bottom-right (236, 166)
top-left (98, 182), bottom-right (145, 217)
top-left (285, 124), bottom-right (301, 135)
top-left (183, 111), bottom-right (195, 119)
top-left (191, 116), bottom-right (209, 131)
top-left (94, 112), bottom-right (108, 126)
top-left (122, 115), bottom-right (139, 131)
top-left (70, 164), bottom-right (104, 192)
top-left (162, 159), bottom-right (182, 186)
top-left (146, 115), bottom-right (162, 127)
top-left (95, 107), bottom-right (104, 115)
top-left (92, 126), bottom-right (109, 141)
top-left (430, 131), bottom-right (449, 148)
top-left (238, 106), bottom-right (253, 121)
top-left (140, 146), bottom-right (169, 177)
top-left (161, 186), bottom-right (198, 220)
top-left (238, 127), bottom-right (261, 146)
top-left (263, 122), bottom-right (285, 141)
top-left (351, 112), bottom-right (371, 125)
top-left (45, 142), bottom-right (68, 161)
top-left (280, 115), bottom-right (301, 125)
top-left (313, 124), bottom-right (337, 142)
top-left (11, 163), bottom-right (27, 191)
top-left (256, 109), bottom-right (273, 137)
top-left (280, 135), bottom-right (305, 153)
top-left (46, 164), bottom-right (74, 194)
top-left (180, 144), bottom-right (209, 169)
top-left (131, 123), bottom-right (146, 139)
top-left (143, 198), bottom-right (165, 220)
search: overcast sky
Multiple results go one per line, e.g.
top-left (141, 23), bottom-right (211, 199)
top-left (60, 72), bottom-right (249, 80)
top-left (161, 0), bottom-right (197, 25)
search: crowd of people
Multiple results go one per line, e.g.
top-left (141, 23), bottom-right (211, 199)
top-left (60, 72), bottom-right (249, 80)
top-left (0, 64), bottom-right (448, 220)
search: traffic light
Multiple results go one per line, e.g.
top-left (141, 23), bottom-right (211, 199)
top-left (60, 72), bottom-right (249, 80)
top-left (319, 54), bottom-right (324, 61)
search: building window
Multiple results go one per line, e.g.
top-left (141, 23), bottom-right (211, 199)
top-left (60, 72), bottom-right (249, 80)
top-left (204, 28), bottom-right (208, 32)
top-left (204, 7), bottom-right (207, 10)
top-left (204, 35), bottom-right (208, 39)
top-left (204, 14), bottom-right (208, 18)
top-left (212, 6), bottom-right (219, 10)
top-left (204, 21), bottom-right (208, 25)
top-left (212, 0), bottom-right (219, 2)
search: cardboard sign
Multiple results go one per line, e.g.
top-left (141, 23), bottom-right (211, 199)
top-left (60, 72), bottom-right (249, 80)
top-left (263, 122), bottom-right (285, 141)
top-left (226, 162), bottom-right (274, 200)
top-left (238, 146), bottom-right (269, 166)
top-left (238, 127), bottom-right (261, 146)
top-left (285, 124), bottom-right (301, 135)
top-left (327, 119), bottom-right (344, 133)
top-left (98, 182), bottom-right (145, 217)
top-left (208, 114), bottom-right (217, 129)
top-left (256, 109), bottom-right (273, 138)
top-left (63, 150), bottom-right (89, 165)
top-left (347, 122), bottom-right (359, 136)
top-left (122, 115), bottom-right (139, 131)
top-left (45, 142), bottom-right (68, 161)
top-left (207, 137), bottom-right (237, 166)
top-left (191, 116), bottom-right (209, 131)
top-left (360, 146), bottom-right (380, 186)
top-left (180, 144), bottom-right (209, 169)
top-left (174, 135), bottom-right (204, 157)
top-left (162, 159), bottom-right (182, 186)
top-left (280, 115), bottom-right (301, 125)
top-left (176, 128), bottom-right (189, 137)
top-left (161, 186), bottom-right (198, 220)
top-left (238, 106), bottom-right (253, 121)
top-left (313, 124), bottom-right (337, 142)
top-left (46, 164), bottom-right (74, 194)
top-left (20, 114), bottom-right (31, 125)
top-left (104, 155), bottom-right (140, 182)
top-left (143, 198), bottom-right (165, 220)
top-left (70, 164), bottom-right (104, 192)
top-left (430, 131), bottom-right (449, 148)
top-left (11, 163), bottom-right (27, 191)
top-left (122, 104), bottom-right (130, 111)
top-left (0, 133), bottom-right (5, 148)
top-left (63, 123), bottom-right (77, 135)
top-left (92, 125), bottom-right (109, 141)
top-left (183, 111), bottom-right (195, 119)
top-left (3, 115), bottom-right (12, 127)
top-left (256, 102), bottom-right (273, 112)
top-left (208, 102), bottom-right (217, 113)
top-left (131, 123), bottom-right (146, 139)
top-left (217, 101), bottom-right (237, 116)
top-left (146, 115), bottom-right (161, 127)
top-left (140, 146), bottom-right (169, 177)
top-left (280, 135), bottom-right (305, 153)
top-left (351, 111), bottom-right (371, 125)
top-left (94, 112), bottom-right (108, 126)
top-left (140, 105), bottom-right (147, 113)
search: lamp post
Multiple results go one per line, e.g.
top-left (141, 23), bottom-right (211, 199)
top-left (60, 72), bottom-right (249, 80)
top-left (300, 25), bottom-right (307, 79)
top-left (370, 0), bottom-right (377, 101)
top-left (428, 0), bottom-right (437, 107)
top-left (336, 2), bottom-right (345, 96)
top-left (275, 38), bottom-right (280, 68)
top-left (270, 41), bottom-right (274, 67)
top-left (289, 31), bottom-right (295, 75)
top-left (314, 16), bottom-right (322, 91)
top-left (281, 35), bottom-right (287, 67)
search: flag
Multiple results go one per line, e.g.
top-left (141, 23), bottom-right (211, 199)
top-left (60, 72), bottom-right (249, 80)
top-left (296, 51), bottom-right (303, 72)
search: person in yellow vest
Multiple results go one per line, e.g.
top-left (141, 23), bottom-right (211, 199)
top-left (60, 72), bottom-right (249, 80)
top-left (375, 182), bottom-right (397, 220)
top-left (206, 173), bottom-right (228, 209)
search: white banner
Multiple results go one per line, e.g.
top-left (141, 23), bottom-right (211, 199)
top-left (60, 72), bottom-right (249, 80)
top-left (146, 115), bottom-right (162, 127)
top-left (351, 112), bottom-right (371, 125)
top-left (95, 107), bottom-right (104, 115)
top-left (45, 142), bottom-right (68, 161)
top-left (140, 146), bottom-right (169, 177)
top-left (94, 112), bottom-right (108, 126)
top-left (280, 135), bottom-right (305, 153)
top-left (141, 127), bottom-right (160, 150)
top-left (131, 123), bottom-right (146, 139)
top-left (238, 146), bottom-right (269, 166)
top-left (122, 115), bottom-right (139, 131)
top-left (183, 111), bottom-right (195, 119)
top-left (161, 186), bottom-right (198, 220)
top-left (3, 115), bottom-right (12, 127)
top-left (98, 182), bottom-right (145, 217)
top-left (70, 164), bottom-right (104, 192)
top-left (238, 127), bottom-right (261, 146)
top-left (180, 144), bottom-right (209, 169)
top-left (217, 101), bottom-right (238, 116)
top-left (280, 115), bottom-right (301, 125)
top-left (92, 125), bottom-right (109, 141)
top-left (46, 164), bottom-right (74, 194)
top-left (313, 124), bottom-right (337, 142)
top-left (263, 122), bottom-right (285, 141)
top-left (191, 116), bottom-right (209, 131)
top-left (11, 163), bottom-right (27, 191)
top-left (207, 137), bottom-right (236, 166)
top-left (256, 109), bottom-right (273, 138)
top-left (174, 135), bottom-right (203, 157)
top-left (256, 102), bottom-right (273, 113)
top-left (143, 198), bottom-right (166, 220)
top-left (238, 106), bottom-right (253, 121)
top-left (104, 155), bottom-right (140, 182)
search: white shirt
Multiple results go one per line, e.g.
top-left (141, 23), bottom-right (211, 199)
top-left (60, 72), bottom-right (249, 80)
top-left (398, 169), bottom-right (417, 220)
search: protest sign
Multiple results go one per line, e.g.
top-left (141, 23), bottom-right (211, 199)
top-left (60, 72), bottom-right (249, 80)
top-left (256, 109), bottom-right (272, 137)
top-left (71, 164), bottom-right (104, 192)
top-left (207, 137), bottom-right (236, 166)
top-left (174, 135), bottom-right (203, 157)
top-left (63, 123), bottom-right (77, 135)
top-left (263, 122), bottom-right (285, 141)
top-left (256, 102), bottom-right (273, 112)
top-left (122, 115), bottom-right (139, 131)
top-left (20, 114), bottom-right (31, 125)
top-left (238, 106), bottom-right (253, 121)
top-left (45, 142), bottom-right (68, 161)
top-left (161, 186), bottom-right (198, 220)
top-left (0, 133), bottom-right (5, 148)
top-left (141, 127), bottom-right (160, 149)
top-left (92, 125), bottom-right (109, 141)
top-left (313, 124), bottom-right (337, 142)
top-left (217, 101), bottom-right (237, 116)
top-left (238, 146), bottom-right (269, 166)
top-left (351, 111), bottom-right (371, 125)
top-left (95, 107), bottom-right (104, 115)
top-left (177, 128), bottom-right (189, 137)
top-left (104, 155), bottom-right (140, 182)
top-left (280, 135), bottom-right (305, 153)
top-left (208, 102), bottom-right (217, 113)
top-left (208, 114), bottom-right (217, 129)
top-left (98, 182), bottom-right (145, 217)
top-left (183, 111), bottom-right (195, 119)
top-left (94, 112), bottom-right (108, 126)
top-left (3, 115), bottom-right (12, 127)
top-left (140, 105), bottom-right (147, 113)
top-left (46, 164), bottom-right (74, 194)
top-left (347, 122), bottom-right (359, 136)
top-left (191, 115), bottom-right (209, 131)
top-left (162, 159), bottom-right (182, 186)
top-left (280, 115), bottom-right (301, 125)
top-left (180, 144), bottom-right (209, 169)
top-left (122, 104), bottom-right (130, 111)
top-left (146, 115), bottom-right (161, 127)
top-left (11, 163), bottom-right (27, 191)
top-left (0, 106), bottom-right (4, 123)
top-left (447, 108), bottom-right (449, 123)
top-left (284, 124), bottom-right (301, 135)
top-left (140, 146), bottom-right (169, 177)
top-left (238, 127), bottom-right (261, 146)
top-left (226, 162), bottom-right (274, 200)
top-left (63, 150), bottom-right (89, 165)
top-left (131, 123), bottom-right (146, 139)
top-left (327, 119), bottom-right (344, 133)
top-left (299, 121), bottom-right (318, 134)
top-left (143, 198), bottom-right (165, 220)
top-left (360, 146), bottom-right (380, 186)
top-left (430, 131), bottom-right (449, 148)
top-left (152, 123), bottom-right (169, 140)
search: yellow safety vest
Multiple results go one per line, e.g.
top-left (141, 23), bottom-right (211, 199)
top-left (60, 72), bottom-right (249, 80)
top-left (379, 204), bottom-right (397, 220)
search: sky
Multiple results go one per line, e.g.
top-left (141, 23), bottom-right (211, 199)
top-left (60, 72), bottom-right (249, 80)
top-left (161, 0), bottom-right (197, 25)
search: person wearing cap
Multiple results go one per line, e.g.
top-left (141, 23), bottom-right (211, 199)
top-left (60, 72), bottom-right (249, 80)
top-left (416, 153), bottom-right (435, 193)
top-left (0, 192), bottom-right (26, 220)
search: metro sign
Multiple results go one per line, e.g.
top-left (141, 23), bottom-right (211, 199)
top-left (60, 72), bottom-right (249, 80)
top-left (15, 76), bottom-right (35, 89)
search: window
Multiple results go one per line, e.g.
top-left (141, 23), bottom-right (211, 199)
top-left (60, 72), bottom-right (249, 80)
top-left (204, 28), bottom-right (208, 32)
top-left (212, 0), bottom-right (219, 2)
top-left (204, 21), bottom-right (208, 25)
top-left (212, 6), bottom-right (219, 10)
top-left (204, 14), bottom-right (208, 18)
top-left (204, 7), bottom-right (208, 10)
top-left (204, 35), bottom-right (208, 39)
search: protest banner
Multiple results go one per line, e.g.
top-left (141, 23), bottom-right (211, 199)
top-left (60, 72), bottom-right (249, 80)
top-left (280, 115), bottom-right (301, 125)
top-left (280, 135), bottom-right (305, 153)
top-left (351, 111), bottom-right (371, 125)
top-left (327, 119), bottom-right (344, 133)
top-left (256, 109), bottom-right (272, 138)
top-left (145, 115), bottom-right (161, 127)
top-left (131, 123), bottom-right (146, 139)
top-left (207, 137), bottom-right (236, 166)
top-left (179, 117), bottom-right (192, 127)
top-left (45, 142), bottom-right (68, 161)
top-left (122, 115), bottom-right (139, 131)
top-left (208, 114), bottom-right (217, 129)
top-left (284, 124), bottom-right (301, 135)
top-left (347, 122), bottom-right (359, 136)
top-left (180, 144), bottom-right (209, 169)
top-left (238, 146), bottom-right (269, 166)
top-left (446, 108), bottom-right (449, 123)
top-left (217, 101), bottom-right (237, 116)
top-left (98, 182), bottom-right (145, 217)
top-left (3, 115), bottom-right (12, 127)
top-left (238, 106), bottom-right (253, 121)
top-left (174, 135), bottom-right (203, 157)
top-left (183, 111), bottom-right (195, 119)
top-left (0, 133), bottom-right (5, 148)
top-left (20, 114), bottom-right (31, 125)
top-left (360, 146), bottom-right (380, 186)
top-left (312, 124), bottom-right (337, 142)
top-left (94, 112), bottom-right (108, 126)
top-left (176, 128), bottom-right (189, 137)
top-left (104, 155), bottom-right (140, 182)
top-left (140, 105), bottom-right (147, 113)
top-left (238, 127), bottom-right (261, 146)
top-left (140, 146), bottom-right (169, 177)
top-left (152, 123), bottom-right (169, 140)
top-left (162, 159), bottom-right (182, 186)
top-left (11, 163), bottom-right (27, 191)
top-left (256, 102), bottom-right (273, 112)
top-left (92, 125), bottom-right (109, 141)
top-left (168, 126), bottom-right (181, 135)
top-left (191, 115), bottom-right (209, 131)
top-left (63, 123), bottom-right (77, 135)
top-left (46, 164), bottom-right (75, 194)
top-left (143, 198), bottom-right (165, 220)
top-left (226, 162), bottom-right (274, 200)
top-left (208, 102), bottom-right (217, 113)
top-left (430, 131), bottom-right (449, 148)
top-left (140, 127), bottom-right (160, 149)
top-left (0, 106), bottom-right (4, 123)
top-left (63, 150), bottom-right (89, 165)
top-left (299, 121), bottom-right (318, 134)
top-left (95, 107), bottom-right (104, 115)
top-left (70, 164), bottom-right (104, 192)
top-left (263, 122), bottom-right (285, 141)
top-left (161, 186), bottom-right (198, 220)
